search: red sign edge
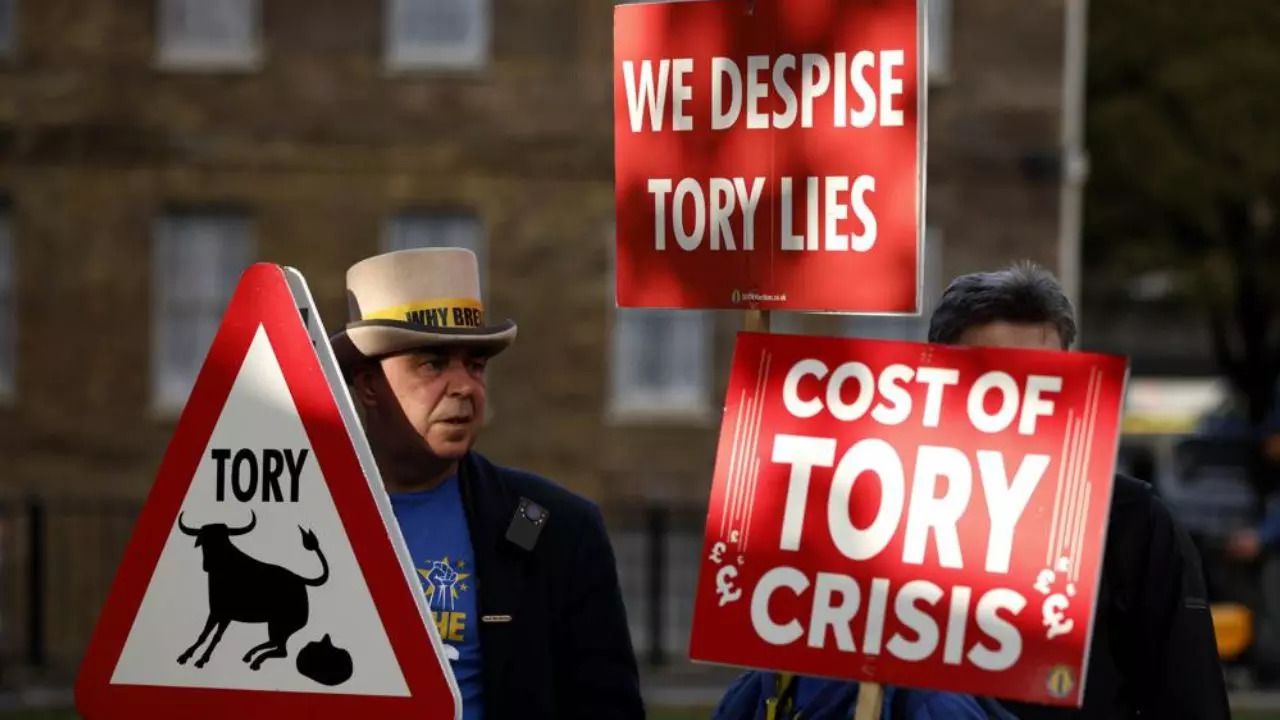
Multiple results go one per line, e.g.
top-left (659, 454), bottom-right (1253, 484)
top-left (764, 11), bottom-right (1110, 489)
top-left (73, 262), bottom-right (460, 719)
top-left (1071, 359), bottom-right (1131, 707)
top-left (913, 0), bottom-right (929, 318)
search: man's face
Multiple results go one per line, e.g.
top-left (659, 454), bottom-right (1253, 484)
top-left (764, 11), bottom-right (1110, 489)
top-left (356, 346), bottom-right (489, 460)
top-left (955, 320), bottom-right (1064, 351)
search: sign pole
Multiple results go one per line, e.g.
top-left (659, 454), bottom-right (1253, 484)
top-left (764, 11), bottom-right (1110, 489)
top-left (854, 682), bottom-right (884, 720)
top-left (744, 309), bottom-right (770, 333)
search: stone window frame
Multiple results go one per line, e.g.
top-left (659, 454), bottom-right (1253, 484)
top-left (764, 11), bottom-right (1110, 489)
top-left (606, 228), bottom-right (715, 425)
top-left (381, 209), bottom-right (495, 423)
top-left (150, 208), bottom-right (255, 415)
top-left (155, 0), bottom-right (263, 72)
top-left (0, 199), bottom-right (13, 401)
top-left (383, 0), bottom-right (491, 73)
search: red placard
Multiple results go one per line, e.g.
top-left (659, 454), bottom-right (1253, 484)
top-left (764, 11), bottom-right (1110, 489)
top-left (613, 0), bottom-right (925, 312)
top-left (689, 332), bottom-right (1129, 708)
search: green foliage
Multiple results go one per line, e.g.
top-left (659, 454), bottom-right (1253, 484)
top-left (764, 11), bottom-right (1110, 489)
top-left (1085, 0), bottom-right (1280, 431)
top-left (1088, 3), bottom-right (1280, 255)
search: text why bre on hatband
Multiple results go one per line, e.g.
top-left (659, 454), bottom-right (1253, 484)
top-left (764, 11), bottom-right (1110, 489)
top-left (621, 51), bottom-right (910, 254)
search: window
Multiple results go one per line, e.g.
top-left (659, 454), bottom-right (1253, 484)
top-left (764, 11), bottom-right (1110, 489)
top-left (384, 211), bottom-right (494, 420)
top-left (0, 202), bottom-right (13, 399)
top-left (768, 312), bottom-right (807, 335)
top-left (610, 309), bottom-right (714, 420)
top-left (152, 211), bottom-right (253, 412)
top-left (383, 211), bottom-right (486, 296)
top-left (157, 0), bottom-right (261, 69)
top-left (927, 0), bottom-right (952, 83)
top-left (843, 227), bottom-right (944, 341)
top-left (0, 0), bottom-right (15, 55)
top-left (385, 0), bottom-right (490, 71)
top-left (607, 237), bottom-right (714, 421)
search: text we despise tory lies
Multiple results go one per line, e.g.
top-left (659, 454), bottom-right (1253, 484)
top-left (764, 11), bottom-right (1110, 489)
top-left (621, 49), bottom-right (909, 255)
top-left (714, 346), bottom-right (1112, 675)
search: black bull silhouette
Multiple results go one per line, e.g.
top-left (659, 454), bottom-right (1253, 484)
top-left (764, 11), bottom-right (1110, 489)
top-left (175, 510), bottom-right (330, 671)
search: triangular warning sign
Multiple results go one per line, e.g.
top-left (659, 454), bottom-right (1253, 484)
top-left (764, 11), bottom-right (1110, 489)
top-left (76, 263), bottom-right (460, 719)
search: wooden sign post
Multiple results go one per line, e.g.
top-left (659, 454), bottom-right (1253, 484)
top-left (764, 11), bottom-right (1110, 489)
top-left (854, 682), bottom-right (884, 720)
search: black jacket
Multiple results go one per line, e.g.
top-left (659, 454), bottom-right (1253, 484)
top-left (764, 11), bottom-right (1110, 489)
top-left (1001, 474), bottom-right (1230, 719)
top-left (456, 451), bottom-right (646, 720)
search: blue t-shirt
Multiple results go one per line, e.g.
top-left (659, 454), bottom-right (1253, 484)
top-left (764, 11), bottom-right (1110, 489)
top-left (390, 475), bottom-right (484, 720)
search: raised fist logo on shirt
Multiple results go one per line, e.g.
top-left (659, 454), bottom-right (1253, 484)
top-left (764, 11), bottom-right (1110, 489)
top-left (420, 557), bottom-right (471, 611)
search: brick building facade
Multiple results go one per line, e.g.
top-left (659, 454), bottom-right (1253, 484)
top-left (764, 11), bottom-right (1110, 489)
top-left (0, 0), bottom-right (1073, 680)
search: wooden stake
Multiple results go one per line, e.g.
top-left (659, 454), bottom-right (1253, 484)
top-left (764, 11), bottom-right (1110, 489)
top-left (853, 682), bottom-right (884, 720)
top-left (744, 309), bottom-right (771, 332)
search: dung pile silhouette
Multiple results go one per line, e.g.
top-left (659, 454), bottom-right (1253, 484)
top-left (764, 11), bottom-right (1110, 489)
top-left (296, 634), bottom-right (354, 686)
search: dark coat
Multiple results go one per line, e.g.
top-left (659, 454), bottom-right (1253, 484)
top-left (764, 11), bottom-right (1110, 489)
top-left (712, 671), bottom-right (1020, 720)
top-left (1000, 474), bottom-right (1231, 720)
top-left (456, 451), bottom-right (646, 720)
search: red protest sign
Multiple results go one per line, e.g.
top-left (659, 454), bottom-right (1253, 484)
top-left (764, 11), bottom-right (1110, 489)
top-left (688, 332), bottom-right (1129, 708)
top-left (613, 0), bottom-right (924, 312)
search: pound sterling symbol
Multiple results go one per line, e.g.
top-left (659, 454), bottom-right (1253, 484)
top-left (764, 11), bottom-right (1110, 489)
top-left (1042, 594), bottom-right (1074, 639)
top-left (1035, 556), bottom-right (1077, 640)
top-left (716, 565), bottom-right (742, 607)
top-left (709, 541), bottom-right (727, 565)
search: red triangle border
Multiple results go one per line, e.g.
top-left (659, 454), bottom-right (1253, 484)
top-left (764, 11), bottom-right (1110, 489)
top-left (74, 263), bottom-right (457, 719)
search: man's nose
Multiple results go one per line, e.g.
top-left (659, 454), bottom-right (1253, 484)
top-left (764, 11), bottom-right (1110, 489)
top-left (444, 360), bottom-right (477, 395)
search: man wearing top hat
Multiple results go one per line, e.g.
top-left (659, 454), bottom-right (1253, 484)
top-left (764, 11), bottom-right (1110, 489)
top-left (329, 247), bottom-right (645, 720)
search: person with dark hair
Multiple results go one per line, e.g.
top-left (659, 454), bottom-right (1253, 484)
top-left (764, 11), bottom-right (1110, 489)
top-left (928, 262), bottom-right (1230, 720)
top-left (926, 261), bottom-right (1078, 349)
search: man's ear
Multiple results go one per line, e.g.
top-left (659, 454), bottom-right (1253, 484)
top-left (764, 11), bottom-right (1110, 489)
top-left (350, 361), bottom-right (381, 407)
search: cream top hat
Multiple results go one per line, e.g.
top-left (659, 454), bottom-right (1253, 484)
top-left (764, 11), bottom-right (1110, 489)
top-left (329, 247), bottom-right (517, 372)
